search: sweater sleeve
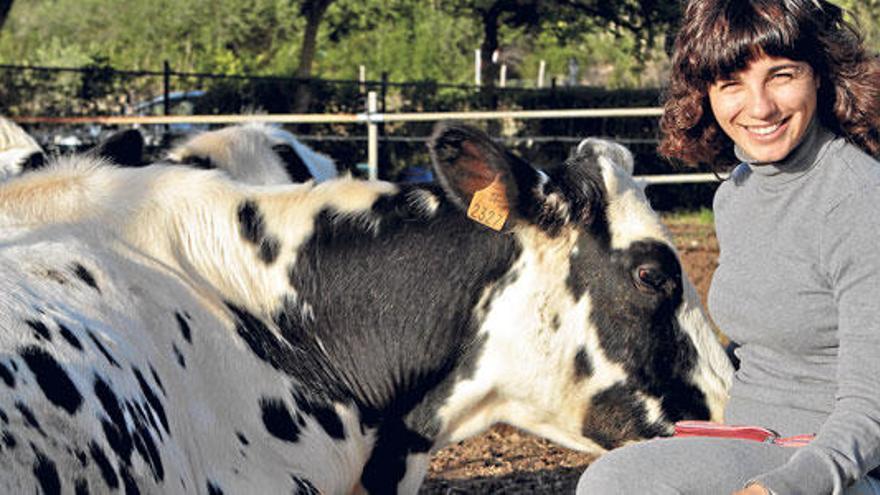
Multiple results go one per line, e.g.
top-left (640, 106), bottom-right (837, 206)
top-left (751, 185), bottom-right (880, 495)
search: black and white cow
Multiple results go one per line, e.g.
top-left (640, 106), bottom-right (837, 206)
top-left (0, 116), bottom-right (47, 181)
top-left (0, 123), bottom-right (732, 494)
top-left (166, 123), bottom-right (338, 185)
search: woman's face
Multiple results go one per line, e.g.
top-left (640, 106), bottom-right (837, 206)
top-left (708, 54), bottom-right (819, 163)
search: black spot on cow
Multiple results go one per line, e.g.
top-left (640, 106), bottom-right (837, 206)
top-left (175, 312), bottom-right (192, 344)
top-left (100, 415), bottom-right (133, 467)
top-left (178, 154), bottom-right (215, 170)
top-left (74, 448), bottom-right (88, 467)
top-left (72, 263), bottom-right (100, 293)
top-left (2, 430), bottom-right (16, 449)
top-left (120, 466), bottom-right (140, 495)
top-left (132, 368), bottom-right (170, 434)
top-left (21, 151), bottom-right (46, 172)
top-left (292, 389), bottom-right (345, 440)
top-left (86, 329), bottom-right (121, 368)
top-left (96, 384), bottom-right (163, 484)
top-left (0, 407), bottom-right (8, 424)
top-left (149, 365), bottom-right (167, 397)
top-left (94, 376), bottom-right (127, 437)
top-left (226, 303), bottom-right (290, 371)
top-left (26, 319), bottom-right (52, 341)
top-left (581, 383), bottom-right (667, 450)
top-left (44, 269), bottom-right (69, 285)
top-left (272, 143), bottom-right (313, 183)
top-left (16, 402), bottom-right (44, 436)
top-left (132, 425), bottom-right (164, 482)
top-left (74, 478), bottom-right (90, 495)
top-left (260, 398), bottom-right (301, 443)
top-left (172, 344), bottom-right (186, 368)
top-left (89, 128), bottom-right (144, 167)
top-left (58, 323), bottom-right (84, 351)
top-left (237, 200), bottom-right (266, 245)
top-left (573, 346), bottom-right (593, 381)
top-left (291, 474), bottom-right (320, 494)
top-left (207, 480), bottom-right (225, 495)
top-left (0, 360), bottom-right (15, 388)
top-left (89, 441), bottom-right (119, 490)
top-left (551, 313), bottom-right (561, 332)
top-left (361, 419), bottom-right (433, 494)
top-left (236, 432), bottom-right (249, 446)
top-left (237, 199), bottom-right (283, 265)
top-left (259, 235), bottom-right (281, 264)
top-left (32, 446), bottom-right (62, 495)
top-left (20, 346), bottom-right (83, 415)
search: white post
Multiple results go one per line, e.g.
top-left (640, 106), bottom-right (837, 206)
top-left (367, 91), bottom-right (379, 181)
top-left (359, 65), bottom-right (366, 93)
top-left (499, 64), bottom-right (507, 88)
top-left (474, 49), bottom-right (482, 87)
top-left (538, 60), bottom-right (546, 88)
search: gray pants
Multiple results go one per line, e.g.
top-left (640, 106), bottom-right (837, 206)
top-left (576, 437), bottom-right (880, 494)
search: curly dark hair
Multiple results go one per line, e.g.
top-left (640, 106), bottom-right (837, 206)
top-left (659, 0), bottom-right (880, 168)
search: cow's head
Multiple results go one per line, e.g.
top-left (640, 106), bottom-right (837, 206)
top-left (0, 116), bottom-right (47, 181)
top-left (429, 123), bottom-right (732, 453)
top-left (166, 123), bottom-right (336, 185)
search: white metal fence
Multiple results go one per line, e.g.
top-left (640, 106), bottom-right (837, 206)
top-left (12, 91), bottom-right (720, 185)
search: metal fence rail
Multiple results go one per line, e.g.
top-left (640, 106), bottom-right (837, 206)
top-left (10, 92), bottom-right (717, 185)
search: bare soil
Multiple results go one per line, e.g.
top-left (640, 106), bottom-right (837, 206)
top-left (420, 221), bottom-right (720, 494)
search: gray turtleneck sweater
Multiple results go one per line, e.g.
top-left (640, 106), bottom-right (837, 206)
top-left (709, 121), bottom-right (880, 494)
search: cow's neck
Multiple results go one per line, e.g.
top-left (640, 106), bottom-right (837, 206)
top-left (125, 173), bottom-right (403, 320)
top-left (256, 189), bottom-right (524, 437)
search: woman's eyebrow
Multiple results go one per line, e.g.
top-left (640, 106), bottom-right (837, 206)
top-left (767, 63), bottom-right (808, 74)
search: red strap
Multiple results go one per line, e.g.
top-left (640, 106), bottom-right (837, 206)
top-left (673, 421), bottom-right (814, 448)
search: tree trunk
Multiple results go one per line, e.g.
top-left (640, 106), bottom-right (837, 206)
top-left (479, 6), bottom-right (501, 90)
top-left (0, 0), bottom-right (14, 32)
top-left (292, 0), bottom-right (334, 114)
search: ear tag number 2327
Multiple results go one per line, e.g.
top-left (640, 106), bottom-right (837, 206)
top-left (467, 175), bottom-right (509, 231)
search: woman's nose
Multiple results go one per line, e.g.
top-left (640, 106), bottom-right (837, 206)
top-left (746, 87), bottom-right (780, 121)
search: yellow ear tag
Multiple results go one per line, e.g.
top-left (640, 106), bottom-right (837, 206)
top-left (467, 175), bottom-right (509, 231)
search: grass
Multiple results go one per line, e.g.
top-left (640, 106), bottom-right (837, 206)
top-left (661, 207), bottom-right (714, 226)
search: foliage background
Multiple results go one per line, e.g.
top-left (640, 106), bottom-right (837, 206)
top-left (0, 0), bottom-right (877, 208)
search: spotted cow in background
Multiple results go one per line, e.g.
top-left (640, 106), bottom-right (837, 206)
top-left (0, 116), bottom-right (46, 181)
top-left (166, 122), bottom-right (338, 185)
top-left (0, 123), bottom-right (732, 494)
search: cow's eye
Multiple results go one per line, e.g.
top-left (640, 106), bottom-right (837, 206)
top-left (633, 264), bottom-right (668, 293)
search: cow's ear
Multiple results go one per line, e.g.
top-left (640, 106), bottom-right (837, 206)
top-left (89, 129), bottom-right (144, 167)
top-left (271, 143), bottom-right (312, 182)
top-left (429, 123), bottom-right (540, 231)
top-left (20, 151), bottom-right (47, 172)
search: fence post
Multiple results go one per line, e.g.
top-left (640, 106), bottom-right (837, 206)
top-left (367, 91), bottom-right (379, 181)
top-left (163, 60), bottom-right (171, 115)
top-left (380, 72), bottom-right (388, 113)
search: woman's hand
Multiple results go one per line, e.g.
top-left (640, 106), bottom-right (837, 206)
top-left (733, 483), bottom-right (770, 495)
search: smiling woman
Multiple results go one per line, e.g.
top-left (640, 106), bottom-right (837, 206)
top-left (707, 56), bottom-right (818, 164)
top-left (577, 1), bottom-right (880, 495)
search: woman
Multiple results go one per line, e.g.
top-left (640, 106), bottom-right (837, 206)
top-left (577, 1), bottom-right (880, 494)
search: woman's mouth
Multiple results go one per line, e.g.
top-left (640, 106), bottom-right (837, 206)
top-left (741, 117), bottom-right (790, 140)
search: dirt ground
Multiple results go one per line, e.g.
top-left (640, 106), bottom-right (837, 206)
top-left (420, 220), bottom-right (720, 494)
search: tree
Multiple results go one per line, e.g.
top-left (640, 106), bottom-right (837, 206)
top-left (292, 0), bottom-right (335, 112)
top-left (441, 0), bottom-right (542, 89)
top-left (0, 0), bottom-right (13, 32)
top-left (441, 0), bottom-right (681, 89)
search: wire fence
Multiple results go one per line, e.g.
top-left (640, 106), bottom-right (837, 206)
top-left (2, 62), bottom-right (721, 209)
